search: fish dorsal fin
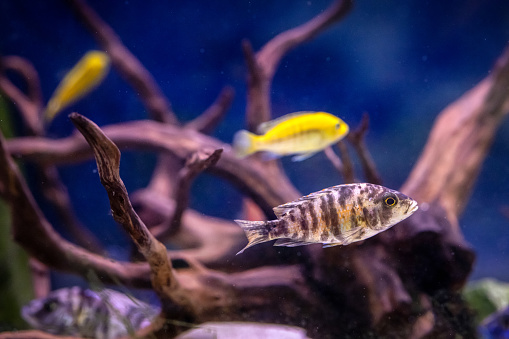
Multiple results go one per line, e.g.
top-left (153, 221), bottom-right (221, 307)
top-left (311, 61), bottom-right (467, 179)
top-left (273, 186), bottom-right (337, 218)
top-left (256, 111), bottom-right (319, 134)
top-left (273, 239), bottom-right (315, 247)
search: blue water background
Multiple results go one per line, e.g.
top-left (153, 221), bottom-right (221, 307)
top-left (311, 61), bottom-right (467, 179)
top-left (1, 0), bottom-right (509, 282)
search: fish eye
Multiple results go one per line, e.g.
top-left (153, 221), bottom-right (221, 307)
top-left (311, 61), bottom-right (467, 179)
top-left (42, 300), bottom-right (57, 313)
top-left (335, 123), bottom-right (340, 129)
top-left (383, 194), bottom-right (398, 207)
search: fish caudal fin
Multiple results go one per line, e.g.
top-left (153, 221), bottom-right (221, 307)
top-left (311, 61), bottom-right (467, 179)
top-left (232, 130), bottom-right (257, 158)
top-left (235, 219), bottom-right (275, 254)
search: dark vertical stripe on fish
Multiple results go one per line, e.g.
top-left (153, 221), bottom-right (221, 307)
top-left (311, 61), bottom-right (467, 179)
top-left (379, 206), bottom-right (392, 226)
top-left (334, 194), bottom-right (344, 236)
top-left (309, 202), bottom-right (319, 234)
top-left (320, 195), bottom-right (330, 228)
top-left (289, 212), bottom-right (296, 223)
top-left (126, 306), bottom-right (143, 329)
top-left (362, 207), bottom-right (371, 227)
top-left (272, 219), bottom-right (286, 237)
top-left (100, 309), bottom-right (110, 339)
top-left (297, 205), bottom-right (309, 238)
top-left (350, 207), bottom-right (359, 228)
top-left (279, 219), bottom-right (289, 237)
top-left (327, 192), bottom-right (339, 231)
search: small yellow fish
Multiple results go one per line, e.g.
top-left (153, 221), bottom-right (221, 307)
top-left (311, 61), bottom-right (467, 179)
top-left (232, 111), bottom-right (349, 161)
top-left (44, 50), bottom-right (111, 121)
top-left (235, 183), bottom-right (418, 254)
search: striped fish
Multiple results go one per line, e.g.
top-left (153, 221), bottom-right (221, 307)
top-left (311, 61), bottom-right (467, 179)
top-left (21, 287), bottom-right (159, 339)
top-left (235, 183), bottom-right (418, 254)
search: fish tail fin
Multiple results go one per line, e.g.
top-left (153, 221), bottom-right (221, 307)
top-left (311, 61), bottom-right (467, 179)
top-left (43, 100), bottom-right (60, 123)
top-left (232, 130), bottom-right (257, 158)
top-left (235, 219), bottom-right (277, 255)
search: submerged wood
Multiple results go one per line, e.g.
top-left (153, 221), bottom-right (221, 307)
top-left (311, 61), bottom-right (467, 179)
top-left (3, 0), bottom-right (508, 337)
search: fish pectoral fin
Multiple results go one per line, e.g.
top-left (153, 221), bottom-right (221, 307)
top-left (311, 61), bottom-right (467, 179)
top-left (274, 239), bottom-right (315, 247)
top-left (322, 243), bottom-right (343, 248)
top-left (291, 151), bottom-right (318, 162)
top-left (333, 226), bottom-right (365, 246)
top-left (260, 151), bottom-right (282, 161)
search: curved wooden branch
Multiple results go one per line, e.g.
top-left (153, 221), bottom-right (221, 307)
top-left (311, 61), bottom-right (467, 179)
top-left (401, 43), bottom-right (509, 223)
top-left (66, 0), bottom-right (176, 124)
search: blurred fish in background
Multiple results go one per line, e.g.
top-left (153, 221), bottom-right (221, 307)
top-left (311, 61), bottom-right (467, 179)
top-left (21, 286), bottom-right (158, 339)
top-left (43, 50), bottom-right (110, 122)
top-left (233, 111), bottom-right (349, 161)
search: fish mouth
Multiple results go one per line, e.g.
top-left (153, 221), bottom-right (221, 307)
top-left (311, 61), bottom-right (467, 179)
top-left (408, 200), bottom-right (419, 214)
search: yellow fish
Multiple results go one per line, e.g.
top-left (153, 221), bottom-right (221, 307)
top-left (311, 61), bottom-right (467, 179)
top-left (235, 183), bottom-right (418, 254)
top-left (44, 50), bottom-right (111, 121)
top-left (232, 111), bottom-right (349, 161)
